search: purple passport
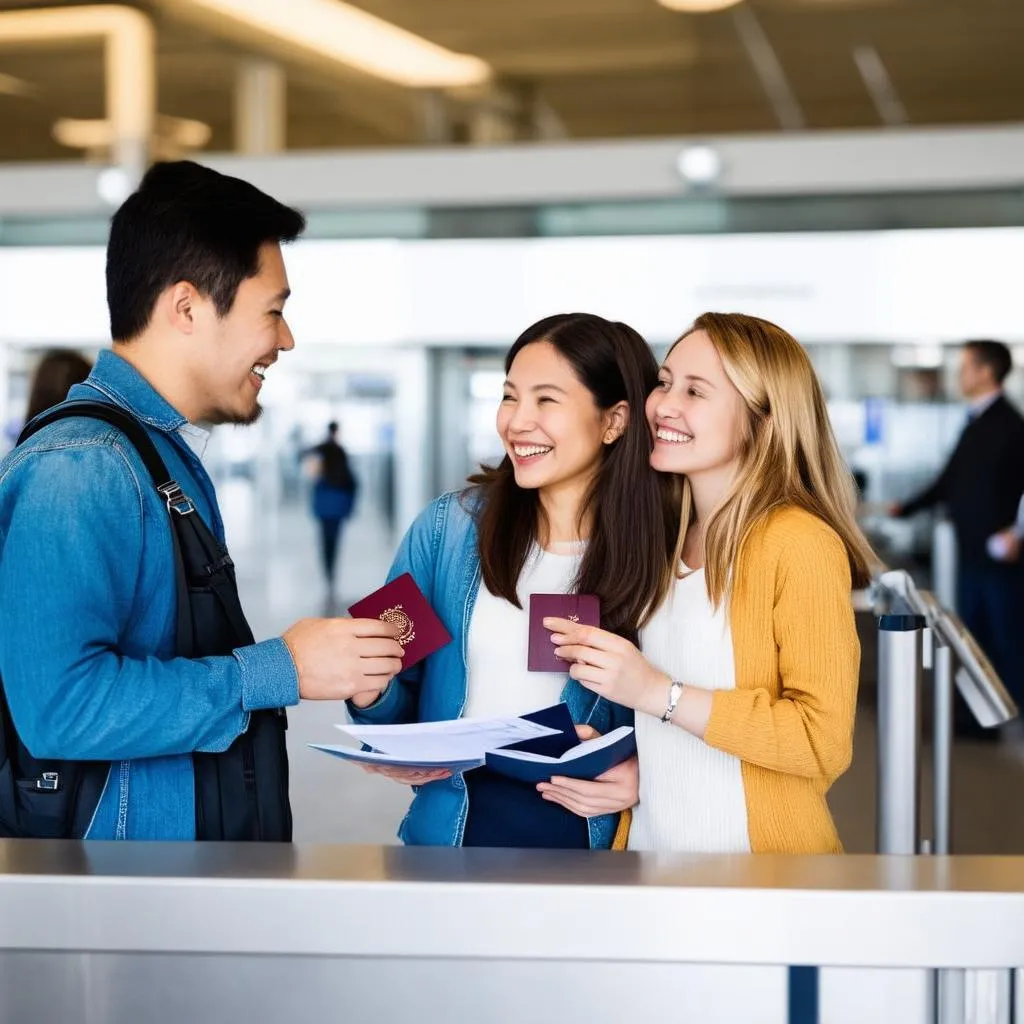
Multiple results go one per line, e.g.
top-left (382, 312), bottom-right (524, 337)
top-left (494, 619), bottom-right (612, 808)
top-left (528, 593), bottom-right (601, 673)
top-left (348, 573), bottom-right (452, 670)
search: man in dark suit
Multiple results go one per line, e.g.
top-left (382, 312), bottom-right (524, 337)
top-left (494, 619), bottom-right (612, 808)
top-left (892, 340), bottom-right (1024, 723)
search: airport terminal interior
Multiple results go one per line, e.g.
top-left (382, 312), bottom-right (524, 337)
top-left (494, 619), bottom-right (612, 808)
top-left (0, 0), bottom-right (1023, 1022)
top-left (6, 342), bottom-right (1017, 854)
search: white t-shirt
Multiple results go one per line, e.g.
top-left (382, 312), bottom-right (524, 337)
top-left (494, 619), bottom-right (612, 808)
top-left (628, 567), bottom-right (751, 853)
top-left (463, 542), bottom-right (583, 719)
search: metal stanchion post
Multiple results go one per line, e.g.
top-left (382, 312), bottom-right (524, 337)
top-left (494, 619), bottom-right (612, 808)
top-left (933, 641), bottom-right (962, 1024)
top-left (933, 642), bottom-right (954, 856)
top-left (877, 613), bottom-right (926, 855)
top-left (875, 570), bottom-right (1019, 1024)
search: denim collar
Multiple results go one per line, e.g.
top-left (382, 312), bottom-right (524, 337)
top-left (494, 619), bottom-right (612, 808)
top-left (71, 349), bottom-right (189, 434)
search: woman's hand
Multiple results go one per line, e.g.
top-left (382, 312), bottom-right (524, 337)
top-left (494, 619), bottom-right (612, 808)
top-left (536, 725), bottom-right (639, 818)
top-left (358, 765), bottom-right (451, 786)
top-left (544, 617), bottom-right (668, 717)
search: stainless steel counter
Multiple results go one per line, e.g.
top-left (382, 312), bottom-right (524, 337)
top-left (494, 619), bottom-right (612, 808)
top-left (1, 843), bottom-right (1022, 1024)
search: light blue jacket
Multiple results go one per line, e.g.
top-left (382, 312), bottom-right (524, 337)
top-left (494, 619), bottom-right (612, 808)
top-left (348, 490), bottom-right (632, 848)
top-left (0, 351), bottom-right (298, 839)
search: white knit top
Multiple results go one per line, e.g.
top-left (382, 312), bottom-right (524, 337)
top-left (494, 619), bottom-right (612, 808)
top-left (462, 543), bottom-right (583, 720)
top-left (627, 567), bottom-right (751, 853)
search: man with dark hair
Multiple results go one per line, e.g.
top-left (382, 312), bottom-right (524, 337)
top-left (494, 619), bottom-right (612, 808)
top-left (0, 161), bottom-right (403, 840)
top-left (892, 339), bottom-right (1024, 729)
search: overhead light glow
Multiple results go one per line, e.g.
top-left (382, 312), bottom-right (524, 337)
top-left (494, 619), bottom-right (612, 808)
top-left (676, 145), bottom-right (722, 185)
top-left (177, 0), bottom-right (491, 88)
top-left (658, 0), bottom-right (745, 12)
top-left (96, 167), bottom-right (132, 207)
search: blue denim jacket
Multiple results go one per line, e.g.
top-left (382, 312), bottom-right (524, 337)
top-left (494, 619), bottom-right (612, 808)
top-left (0, 351), bottom-right (299, 840)
top-left (348, 490), bottom-right (632, 848)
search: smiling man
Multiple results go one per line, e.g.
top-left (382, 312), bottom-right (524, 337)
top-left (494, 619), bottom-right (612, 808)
top-left (0, 162), bottom-right (404, 840)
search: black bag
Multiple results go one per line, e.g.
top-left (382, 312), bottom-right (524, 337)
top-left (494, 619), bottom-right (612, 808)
top-left (0, 401), bottom-right (292, 841)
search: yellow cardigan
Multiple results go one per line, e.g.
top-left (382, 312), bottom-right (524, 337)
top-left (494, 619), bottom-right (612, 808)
top-left (614, 505), bottom-right (859, 854)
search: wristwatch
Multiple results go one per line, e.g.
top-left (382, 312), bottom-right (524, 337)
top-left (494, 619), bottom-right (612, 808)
top-left (661, 680), bottom-right (685, 723)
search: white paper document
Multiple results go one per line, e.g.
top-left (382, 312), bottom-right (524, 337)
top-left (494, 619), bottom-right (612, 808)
top-left (341, 715), bottom-right (560, 760)
top-left (486, 726), bottom-right (633, 765)
top-left (307, 745), bottom-right (486, 771)
top-left (309, 714), bottom-right (562, 771)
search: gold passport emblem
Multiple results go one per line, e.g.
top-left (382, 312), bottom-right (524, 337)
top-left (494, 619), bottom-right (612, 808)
top-left (380, 604), bottom-right (416, 647)
top-left (568, 614), bottom-right (580, 623)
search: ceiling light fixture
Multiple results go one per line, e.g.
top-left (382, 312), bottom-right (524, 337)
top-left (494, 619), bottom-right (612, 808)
top-left (657, 0), bottom-right (745, 12)
top-left (174, 0), bottom-right (491, 89)
top-left (96, 167), bottom-right (132, 207)
top-left (676, 145), bottom-right (723, 185)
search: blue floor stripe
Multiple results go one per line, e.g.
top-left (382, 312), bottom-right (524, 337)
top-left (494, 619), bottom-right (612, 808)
top-left (788, 966), bottom-right (819, 1024)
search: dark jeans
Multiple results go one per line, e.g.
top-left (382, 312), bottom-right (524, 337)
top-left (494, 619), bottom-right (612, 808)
top-left (317, 516), bottom-right (344, 584)
top-left (957, 561), bottom-right (1024, 718)
top-left (461, 768), bottom-right (589, 849)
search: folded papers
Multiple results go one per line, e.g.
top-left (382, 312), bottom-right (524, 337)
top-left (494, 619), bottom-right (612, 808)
top-left (311, 702), bottom-right (635, 783)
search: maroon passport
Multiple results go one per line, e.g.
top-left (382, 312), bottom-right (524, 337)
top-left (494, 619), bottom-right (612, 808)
top-left (527, 593), bottom-right (601, 672)
top-left (348, 573), bottom-right (452, 670)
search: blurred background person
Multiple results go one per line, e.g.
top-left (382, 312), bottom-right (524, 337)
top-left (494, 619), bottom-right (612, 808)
top-left (303, 420), bottom-right (357, 598)
top-left (890, 340), bottom-right (1024, 734)
top-left (25, 349), bottom-right (93, 424)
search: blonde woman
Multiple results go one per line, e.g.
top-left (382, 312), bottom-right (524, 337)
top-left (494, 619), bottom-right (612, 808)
top-left (541, 312), bottom-right (875, 854)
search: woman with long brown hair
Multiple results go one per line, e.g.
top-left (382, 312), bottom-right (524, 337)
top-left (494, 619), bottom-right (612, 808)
top-left (25, 349), bottom-right (93, 423)
top-left (544, 312), bottom-right (876, 853)
top-left (347, 312), bottom-right (675, 848)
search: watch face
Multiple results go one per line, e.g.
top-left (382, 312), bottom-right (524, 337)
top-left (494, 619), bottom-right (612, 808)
top-left (661, 682), bottom-right (684, 721)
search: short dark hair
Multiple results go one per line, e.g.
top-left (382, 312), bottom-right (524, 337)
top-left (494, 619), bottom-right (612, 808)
top-left (468, 313), bottom-right (676, 644)
top-left (107, 160), bottom-right (306, 342)
top-left (964, 339), bottom-right (1013, 384)
top-left (328, 421), bottom-right (339, 434)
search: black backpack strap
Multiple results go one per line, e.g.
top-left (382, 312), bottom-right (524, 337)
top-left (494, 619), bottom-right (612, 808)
top-left (22, 401), bottom-right (170, 480)
top-left (20, 400), bottom-right (196, 656)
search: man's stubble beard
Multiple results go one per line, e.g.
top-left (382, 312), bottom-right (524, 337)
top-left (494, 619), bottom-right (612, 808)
top-left (236, 402), bottom-right (263, 427)
top-left (207, 401), bottom-right (263, 428)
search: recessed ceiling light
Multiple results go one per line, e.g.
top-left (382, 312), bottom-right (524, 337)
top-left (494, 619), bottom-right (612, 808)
top-left (96, 167), bottom-right (132, 206)
top-left (676, 145), bottom-right (723, 185)
top-left (658, 0), bottom-right (745, 13)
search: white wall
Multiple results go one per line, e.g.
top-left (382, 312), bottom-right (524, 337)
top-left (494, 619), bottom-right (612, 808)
top-left (1, 227), bottom-right (1022, 349)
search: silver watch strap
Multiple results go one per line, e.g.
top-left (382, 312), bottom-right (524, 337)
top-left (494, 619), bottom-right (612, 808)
top-left (660, 680), bottom-right (685, 723)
